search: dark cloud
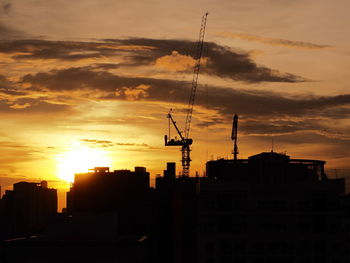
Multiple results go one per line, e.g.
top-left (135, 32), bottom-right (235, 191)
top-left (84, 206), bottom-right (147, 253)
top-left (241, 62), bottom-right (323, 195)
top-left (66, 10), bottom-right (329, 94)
top-left (237, 119), bottom-right (350, 140)
top-left (239, 120), bottom-right (314, 135)
top-left (20, 66), bottom-right (350, 142)
top-left (92, 63), bottom-right (121, 70)
top-left (0, 39), bottom-right (145, 60)
top-left (0, 74), bottom-right (27, 96)
top-left (195, 88), bottom-right (350, 118)
top-left (196, 116), bottom-right (227, 128)
top-left (0, 24), bottom-right (24, 40)
top-left (217, 32), bottom-right (331, 50)
top-left (21, 66), bottom-right (191, 102)
top-left (0, 74), bottom-right (71, 113)
top-left (1, 0), bottom-right (11, 12)
top-left (107, 38), bottom-right (306, 83)
top-left (2, 38), bottom-right (305, 83)
top-left (21, 67), bottom-right (350, 119)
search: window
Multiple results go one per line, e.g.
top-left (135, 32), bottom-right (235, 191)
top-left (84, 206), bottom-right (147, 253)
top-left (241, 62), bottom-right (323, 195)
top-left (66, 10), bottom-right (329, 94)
top-left (220, 240), bottom-right (233, 255)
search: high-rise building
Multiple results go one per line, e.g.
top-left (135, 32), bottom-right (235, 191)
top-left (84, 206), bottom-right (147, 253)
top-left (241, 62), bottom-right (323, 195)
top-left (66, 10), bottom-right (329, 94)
top-left (66, 166), bottom-right (154, 235)
top-left (155, 153), bottom-right (348, 263)
top-left (0, 181), bottom-right (57, 239)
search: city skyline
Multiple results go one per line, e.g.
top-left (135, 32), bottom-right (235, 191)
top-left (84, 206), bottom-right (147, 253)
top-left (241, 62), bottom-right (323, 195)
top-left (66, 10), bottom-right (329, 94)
top-left (1, 0), bottom-right (350, 210)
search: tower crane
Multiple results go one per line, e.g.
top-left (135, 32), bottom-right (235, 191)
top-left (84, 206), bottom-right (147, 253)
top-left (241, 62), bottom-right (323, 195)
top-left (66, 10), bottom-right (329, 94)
top-left (231, 115), bottom-right (239, 160)
top-left (164, 13), bottom-right (208, 177)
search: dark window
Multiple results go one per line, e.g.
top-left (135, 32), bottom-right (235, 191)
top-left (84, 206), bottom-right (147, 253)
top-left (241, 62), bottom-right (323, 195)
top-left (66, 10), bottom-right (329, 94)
top-left (220, 256), bottom-right (232, 263)
top-left (218, 194), bottom-right (232, 211)
top-left (220, 240), bottom-right (233, 255)
top-left (219, 215), bottom-right (232, 233)
top-left (205, 242), bottom-right (215, 253)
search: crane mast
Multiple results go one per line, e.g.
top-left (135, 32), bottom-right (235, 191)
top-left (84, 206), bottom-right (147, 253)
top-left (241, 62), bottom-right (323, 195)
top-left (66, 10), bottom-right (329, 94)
top-left (164, 13), bottom-right (208, 177)
top-left (231, 115), bottom-right (239, 160)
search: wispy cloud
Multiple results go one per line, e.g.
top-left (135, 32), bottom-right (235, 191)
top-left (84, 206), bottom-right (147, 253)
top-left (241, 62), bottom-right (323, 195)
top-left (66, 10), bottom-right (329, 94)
top-left (80, 138), bottom-right (149, 148)
top-left (217, 32), bottom-right (331, 50)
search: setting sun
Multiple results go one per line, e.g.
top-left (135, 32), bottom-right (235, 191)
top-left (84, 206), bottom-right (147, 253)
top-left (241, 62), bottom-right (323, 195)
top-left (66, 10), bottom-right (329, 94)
top-left (56, 144), bottom-right (112, 182)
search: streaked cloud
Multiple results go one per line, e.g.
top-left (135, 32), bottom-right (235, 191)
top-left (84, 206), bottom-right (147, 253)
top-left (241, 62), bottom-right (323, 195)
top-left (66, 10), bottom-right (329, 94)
top-left (19, 66), bottom-right (349, 118)
top-left (217, 32), bottom-right (331, 50)
top-left (16, 64), bottom-right (350, 145)
top-left (80, 138), bottom-right (150, 148)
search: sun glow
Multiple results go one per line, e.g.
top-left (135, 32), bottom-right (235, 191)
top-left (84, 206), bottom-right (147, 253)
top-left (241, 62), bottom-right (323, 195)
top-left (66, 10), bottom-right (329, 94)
top-left (56, 145), bottom-right (112, 182)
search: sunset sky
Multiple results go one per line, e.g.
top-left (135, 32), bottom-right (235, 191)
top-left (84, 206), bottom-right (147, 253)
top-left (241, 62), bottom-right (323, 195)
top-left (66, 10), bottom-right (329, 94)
top-left (1, 0), bottom-right (350, 209)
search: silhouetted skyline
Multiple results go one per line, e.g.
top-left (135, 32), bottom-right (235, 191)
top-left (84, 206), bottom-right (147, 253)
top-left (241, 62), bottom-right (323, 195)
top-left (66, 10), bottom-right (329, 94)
top-left (2, 152), bottom-right (349, 263)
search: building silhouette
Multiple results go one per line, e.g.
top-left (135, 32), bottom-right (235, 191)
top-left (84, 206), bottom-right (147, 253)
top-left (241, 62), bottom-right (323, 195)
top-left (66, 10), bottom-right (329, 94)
top-left (155, 152), bottom-right (348, 263)
top-left (66, 166), bottom-right (154, 236)
top-left (201, 152), bottom-right (347, 263)
top-left (0, 155), bottom-right (349, 263)
top-left (1, 170), bottom-right (151, 263)
top-left (0, 181), bottom-right (57, 239)
top-left (156, 163), bottom-right (199, 263)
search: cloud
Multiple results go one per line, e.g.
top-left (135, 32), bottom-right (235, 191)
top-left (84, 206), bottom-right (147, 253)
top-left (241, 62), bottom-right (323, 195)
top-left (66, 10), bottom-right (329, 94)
top-left (217, 32), bottom-right (331, 50)
top-left (119, 84), bottom-right (150, 101)
top-left (80, 139), bottom-right (114, 147)
top-left (0, 24), bottom-right (24, 40)
top-left (0, 141), bottom-right (47, 169)
top-left (1, 1), bottom-right (11, 13)
top-left (0, 75), bottom-right (26, 97)
top-left (155, 51), bottom-right (196, 71)
top-left (1, 38), bottom-right (305, 83)
top-left (0, 98), bottom-right (71, 113)
top-left (9, 102), bottom-right (31, 109)
top-left (20, 66), bottom-right (350, 118)
top-left (20, 65), bottom-right (350, 143)
top-left (0, 39), bottom-right (154, 61)
top-left (0, 74), bottom-right (72, 113)
top-left (80, 138), bottom-right (149, 148)
top-left (109, 38), bottom-right (306, 83)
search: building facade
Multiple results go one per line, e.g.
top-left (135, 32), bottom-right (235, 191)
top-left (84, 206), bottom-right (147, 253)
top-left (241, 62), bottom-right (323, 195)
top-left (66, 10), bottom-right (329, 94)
top-left (66, 166), bottom-right (154, 236)
top-left (199, 152), bottom-right (347, 263)
top-left (0, 181), bottom-right (57, 239)
top-left (155, 152), bottom-right (348, 263)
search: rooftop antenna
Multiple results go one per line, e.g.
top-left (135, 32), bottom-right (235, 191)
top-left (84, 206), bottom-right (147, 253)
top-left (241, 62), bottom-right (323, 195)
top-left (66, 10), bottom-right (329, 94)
top-left (231, 115), bottom-right (239, 160)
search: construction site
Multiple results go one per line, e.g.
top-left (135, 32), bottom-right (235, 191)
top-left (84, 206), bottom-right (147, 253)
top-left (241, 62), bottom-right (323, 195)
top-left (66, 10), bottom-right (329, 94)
top-left (0, 12), bottom-right (350, 263)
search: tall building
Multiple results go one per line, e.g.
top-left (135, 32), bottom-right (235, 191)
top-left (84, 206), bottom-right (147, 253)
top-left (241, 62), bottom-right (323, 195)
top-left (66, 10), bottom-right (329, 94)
top-left (200, 152), bottom-right (347, 263)
top-left (155, 152), bottom-right (348, 263)
top-left (0, 181), bottom-right (57, 239)
top-left (66, 166), bottom-right (154, 236)
top-left (155, 163), bottom-right (199, 263)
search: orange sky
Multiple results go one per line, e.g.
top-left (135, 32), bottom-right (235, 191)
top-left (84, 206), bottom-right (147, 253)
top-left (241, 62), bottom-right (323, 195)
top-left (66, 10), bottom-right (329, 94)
top-left (1, 0), bottom-right (350, 211)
